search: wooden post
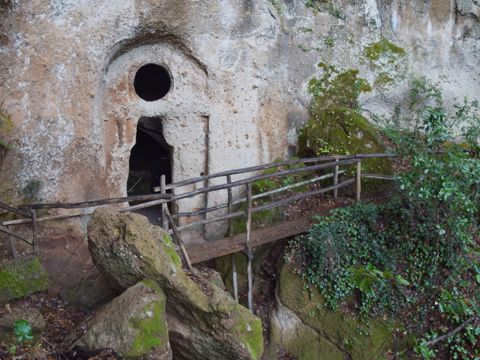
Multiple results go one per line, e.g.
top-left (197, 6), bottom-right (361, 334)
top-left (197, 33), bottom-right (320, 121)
top-left (160, 175), bottom-right (168, 231)
top-left (246, 248), bottom-right (253, 312)
top-left (30, 209), bottom-right (39, 253)
top-left (228, 175), bottom-right (239, 302)
top-left (356, 160), bottom-right (362, 202)
top-left (333, 158), bottom-right (339, 199)
top-left (245, 183), bottom-right (254, 312)
top-left (8, 226), bottom-right (17, 261)
top-left (164, 207), bottom-right (193, 272)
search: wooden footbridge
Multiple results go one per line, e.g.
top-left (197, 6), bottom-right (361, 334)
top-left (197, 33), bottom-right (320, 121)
top-left (0, 153), bottom-right (394, 310)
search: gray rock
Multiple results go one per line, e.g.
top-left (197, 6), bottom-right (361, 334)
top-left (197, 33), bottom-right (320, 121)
top-left (65, 280), bottom-right (171, 360)
top-left (86, 208), bottom-right (264, 360)
top-left (0, 305), bottom-right (46, 331)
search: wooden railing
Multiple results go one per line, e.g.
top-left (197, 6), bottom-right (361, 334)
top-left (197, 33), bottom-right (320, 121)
top-left (0, 153), bottom-right (395, 309)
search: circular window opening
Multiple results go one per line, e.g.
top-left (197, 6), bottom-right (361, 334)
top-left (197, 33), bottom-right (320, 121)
top-left (134, 63), bottom-right (172, 101)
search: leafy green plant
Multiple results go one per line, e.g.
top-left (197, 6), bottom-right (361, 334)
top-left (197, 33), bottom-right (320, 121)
top-left (13, 319), bottom-right (33, 343)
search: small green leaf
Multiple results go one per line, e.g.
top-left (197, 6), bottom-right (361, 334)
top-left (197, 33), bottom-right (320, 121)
top-left (395, 275), bottom-right (411, 286)
top-left (13, 319), bottom-right (33, 343)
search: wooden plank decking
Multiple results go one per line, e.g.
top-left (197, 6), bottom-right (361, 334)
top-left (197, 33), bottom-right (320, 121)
top-left (185, 216), bottom-right (313, 264)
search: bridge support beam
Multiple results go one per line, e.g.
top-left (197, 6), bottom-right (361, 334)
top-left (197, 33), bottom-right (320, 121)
top-left (246, 183), bottom-right (254, 312)
top-left (227, 175), bottom-right (239, 302)
top-left (356, 160), bottom-right (362, 202)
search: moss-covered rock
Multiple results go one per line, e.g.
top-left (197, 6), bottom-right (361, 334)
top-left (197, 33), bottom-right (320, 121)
top-left (87, 208), bottom-right (263, 360)
top-left (298, 64), bottom-right (392, 194)
top-left (269, 263), bottom-right (403, 360)
top-left (298, 107), bottom-right (392, 176)
top-left (65, 280), bottom-right (171, 360)
top-left (267, 299), bottom-right (344, 360)
top-left (0, 257), bottom-right (48, 304)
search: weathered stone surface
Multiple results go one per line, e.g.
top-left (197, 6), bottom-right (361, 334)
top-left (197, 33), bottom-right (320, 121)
top-left (0, 305), bottom-right (45, 331)
top-left (267, 300), bottom-right (343, 360)
top-left (65, 280), bottom-right (171, 360)
top-left (87, 208), bottom-right (263, 360)
top-left (268, 263), bottom-right (403, 360)
top-left (0, 257), bottom-right (48, 304)
top-left (457, 0), bottom-right (480, 18)
top-left (0, 0), bottom-right (478, 226)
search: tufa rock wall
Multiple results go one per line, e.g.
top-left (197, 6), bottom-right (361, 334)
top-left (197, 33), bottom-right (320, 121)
top-left (0, 0), bottom-right (478, 217)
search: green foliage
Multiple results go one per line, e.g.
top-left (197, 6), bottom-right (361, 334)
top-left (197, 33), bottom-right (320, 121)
top-left (362, 38), bottom-right (406, 90)
top-left (298, 63), bottom-right (391, 176)
top-left (289, 79), bottom-right (480, 358)
top-left (307, 63), bottom-right (372, 111)
top-left (13, 320), bottom-right (33, 343)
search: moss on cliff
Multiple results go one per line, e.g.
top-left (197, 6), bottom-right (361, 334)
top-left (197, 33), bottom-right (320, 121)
top-left (364, 37), bottom-right (406, 62)
top-left (298, 64), bottom-right (392, 181)
top-left (0, 257), bottom-right (49, 304)
top-left (231, 305), bottom-right (264, 360)
top-left (298, 107), bottom-right (392, 175)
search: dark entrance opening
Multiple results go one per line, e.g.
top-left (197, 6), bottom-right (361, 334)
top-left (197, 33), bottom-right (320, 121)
top-left (134, 63), bottom-right (172, 101)
top-left (127, 117), bottom-right (172, 223)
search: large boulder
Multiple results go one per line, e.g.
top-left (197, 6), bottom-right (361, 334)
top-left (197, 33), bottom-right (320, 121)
top-left (0, 257), bottom-right (48, 305)
top-left (65, 280), bottom-right (171, 360)
top-left (267, 263), bottom-right (404, 360)
top-left (87, 208), bottom-right (263, 360)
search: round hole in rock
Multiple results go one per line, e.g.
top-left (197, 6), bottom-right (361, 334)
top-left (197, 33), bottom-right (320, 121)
top-left (134, 63), bottom-right (172, 101)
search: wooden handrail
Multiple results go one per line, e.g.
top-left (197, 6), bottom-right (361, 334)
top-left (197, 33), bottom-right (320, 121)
top-left (123, 157), bottom-right (360, 213)
top-left (0, 153), bottom-right (397, 266)
top-left (18, 193), bottom-right (172, 210)
top-left (1, 153), bottom-right (396, 228)
top-left (157, 153), bottom-right (395, 191)
top-left (0, 200), bottom-right (30, 217)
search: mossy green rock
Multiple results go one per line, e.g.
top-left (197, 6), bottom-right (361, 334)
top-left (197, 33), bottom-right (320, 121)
top-left (267, 299), bottom-right (344, 360)
top-left (65, 280), bottom-right (171, 359)
top-left (0, 257), bottom-right (48, 304)
top-left (87, 208), bottom-right (263, 360)
top-left (298, 108), bottom-right (391, 175)
top-left (271, 264), bottom-right (400, 360)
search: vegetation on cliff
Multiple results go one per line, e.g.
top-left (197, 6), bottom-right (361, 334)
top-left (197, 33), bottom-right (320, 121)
top-left (288, 79), bottom-right (480, 358)
top-left (298, 63), bottom-right (392, 176)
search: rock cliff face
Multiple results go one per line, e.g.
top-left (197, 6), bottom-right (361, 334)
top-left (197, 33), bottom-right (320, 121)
top-left (0, 0), bottom-right (478, 208)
